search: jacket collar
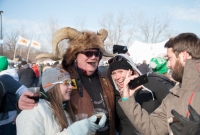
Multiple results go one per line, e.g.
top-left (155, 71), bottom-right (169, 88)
top-left (170, 59), bottom-right (200, 96)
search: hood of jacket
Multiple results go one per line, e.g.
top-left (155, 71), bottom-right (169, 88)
top-left (170, 59), bottom-right (200, 95)
top-left (0, 68), bottom-right (19, 81)
top-left (108, 54), bottom-right (155, 99)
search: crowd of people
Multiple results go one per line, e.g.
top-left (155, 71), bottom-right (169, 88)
top-left (0, 27), bottom-right (200, 135)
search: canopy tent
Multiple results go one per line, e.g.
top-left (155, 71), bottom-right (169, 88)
top-left (128, 40), bottom-right (168, 64)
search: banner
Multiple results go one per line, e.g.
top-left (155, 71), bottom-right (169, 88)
top-left (30, 40), bottom-right (41, 49)
top-left (16, 36), bottom-right (30, 46)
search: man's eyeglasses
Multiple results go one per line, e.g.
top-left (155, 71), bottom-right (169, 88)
top-left (43, 79), bottom-right (72, 88)
top-left (80, 50), bottom-right (102, 57)
top-left (108, 56), bottom-right (123, 64)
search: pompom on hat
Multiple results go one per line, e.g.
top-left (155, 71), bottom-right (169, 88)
top-left (0, 56), bottom-right (8, 72)
top-left (42, 67), bottom-right (71, 92)
top-left (149, 57), bottom-right (168, 74)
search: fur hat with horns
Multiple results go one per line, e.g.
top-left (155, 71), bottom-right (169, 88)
top-left (52, 27), bottom-right (114, 66)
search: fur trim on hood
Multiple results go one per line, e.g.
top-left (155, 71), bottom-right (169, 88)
top-left (0, 68), bottom-right (19, 81)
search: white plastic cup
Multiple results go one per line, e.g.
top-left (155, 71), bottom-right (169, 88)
top-left (75, 113), bottom-right (88, 121)
top-left (93, 108), bottom-right (106, 124)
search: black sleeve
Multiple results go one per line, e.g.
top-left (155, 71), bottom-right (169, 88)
top-left (0, 74), bottom-right (22, 94)
top-left (144, 77), bottom-right (169, 104)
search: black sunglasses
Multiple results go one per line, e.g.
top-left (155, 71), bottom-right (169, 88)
top-left (108, 56), bottom-right (124, 64)
top-left (80, 50), bottom-right (102, 57)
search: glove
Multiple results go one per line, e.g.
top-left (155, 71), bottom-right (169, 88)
top-left (170, 105), bottom-right (200, 135)
top-left (66, 119), bottom-right (90, 135)
top-left (89, 113), bottom-right (107, 132)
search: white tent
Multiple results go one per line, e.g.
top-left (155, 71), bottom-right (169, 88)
top-left (128, 40), bottom-right (168, 64)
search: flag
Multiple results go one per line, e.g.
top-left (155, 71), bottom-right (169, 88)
top-left (30, 40), bottom-right (41, 49)
top-left (16, 36), bottom-right (30, 46)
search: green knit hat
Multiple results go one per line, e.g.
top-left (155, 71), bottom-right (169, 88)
top-left (0, 56), bottom-right (8, 72)
top-left (149, 57), bottom-right (168, 74)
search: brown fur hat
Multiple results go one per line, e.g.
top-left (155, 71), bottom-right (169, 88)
top-left (52, 27), bottom-right (114, 66)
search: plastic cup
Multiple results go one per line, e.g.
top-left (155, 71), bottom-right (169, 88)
top-left (28, 87), bottom-right (40, 103)
top-left (75, 113), bottom-right (88, 121)
top-left (93, 108), bottom-right (106, 124)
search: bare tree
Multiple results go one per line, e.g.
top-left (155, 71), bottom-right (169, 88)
top-left (39, 17), bottom-right (60, 45)
top-left (131, 12), bottom-right (171, 43)
top-left (3, 27), bottom-right (47, 62)
top-left (99, 11), bottom-right (173, 55)
top-left (74, 16), bottom-right (87, 31)
top-left (3, 30), bottom-right (20, 59)
top-left (39, 17), bottom-right (69, 58)
top-left (99, 12), bottom-right (134, 47)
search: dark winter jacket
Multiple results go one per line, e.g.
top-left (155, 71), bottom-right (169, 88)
top-left (138, 63), bottom-right (150, 74)
top-left (69, 65), bottom-right (115, 135)
top-left (148, 72), bottom-right (175, 90)
top-left (18, 64), bottom-right (36, 87)
top-left (110, 54), bottom-right (170, 135)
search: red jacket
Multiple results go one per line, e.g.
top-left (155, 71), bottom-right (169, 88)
top-left (32, 64), bottom-right (40, 78)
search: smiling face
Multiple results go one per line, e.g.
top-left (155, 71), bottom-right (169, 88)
top-left (76, 49), bottom-right (101, 76)
top-left (59, 82), bottom-right (72, 102)
top-left (111, 69), bottom-right (128, 89)
top-left (111, 69), bottom-right (134, 89)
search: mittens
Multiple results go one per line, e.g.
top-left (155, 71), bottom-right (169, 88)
top-left (66, 119), bottom-right (90, 135)
top-left (89, 113), bottom-right (107, 132)
top-left (170, 105), bottom-right (200, 135)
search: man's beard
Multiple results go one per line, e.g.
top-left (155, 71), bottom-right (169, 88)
top-left (171, 59), bottom-right (184, 83)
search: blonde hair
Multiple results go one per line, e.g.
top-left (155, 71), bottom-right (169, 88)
top-left (46, 84), bottom-right (75, 131)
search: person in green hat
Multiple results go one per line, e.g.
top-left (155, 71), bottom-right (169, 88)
top-left (0, 56), bottom-right (28, 135)
top-left (148, 57), bottom-right (176, 90)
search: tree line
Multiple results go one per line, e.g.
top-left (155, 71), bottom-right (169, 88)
top-left (1, 11), bottom-right (177, 62)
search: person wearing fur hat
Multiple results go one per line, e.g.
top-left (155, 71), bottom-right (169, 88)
top-left (0, 56), bottom-right (27, 135)
top-left (17, 27), bottom-right (115, 135)
top-left (16, 67), bottom-right (107, 135)
top-left (148, 57), bottom-right (176, 90)
top-left (108, 54), bottom-right (170, 135)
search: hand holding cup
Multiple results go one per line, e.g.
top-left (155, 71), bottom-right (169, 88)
top-left (28, 87), bottom-right (40, 103)
top-left (89, 112), bottom-right (107, 132)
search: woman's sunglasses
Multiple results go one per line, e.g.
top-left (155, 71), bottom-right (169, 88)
top-left (80, 50), bottom-right (102, 57)
top-left (108, 56), bottom-right (124, 64)
top-left (43, 79), bottom-right (72, 88)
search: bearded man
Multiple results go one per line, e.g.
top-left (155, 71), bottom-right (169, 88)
top-left (118, 33), bottom-right (200, 135)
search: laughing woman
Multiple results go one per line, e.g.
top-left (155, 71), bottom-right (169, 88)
top-left (16, 67), bottom-right (106, 135)
top-left (108, 54), bottom-right (170, 135)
